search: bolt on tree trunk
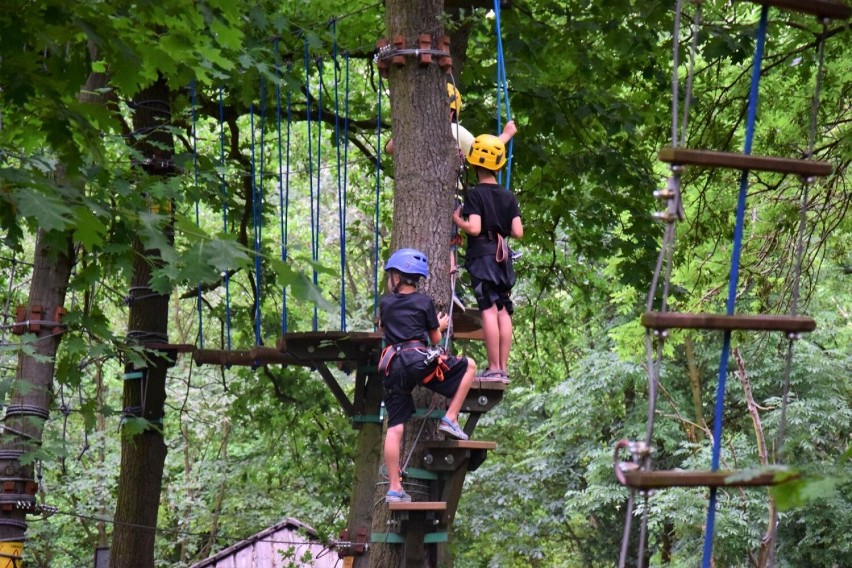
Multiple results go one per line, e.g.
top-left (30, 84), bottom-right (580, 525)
top-left (109, 75), bottom-right (175, 568)
top-left (368, 1), bottom-right (460, 566)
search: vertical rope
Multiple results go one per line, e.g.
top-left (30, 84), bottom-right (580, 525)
top-left (493, 0), bottom-right (513, 189)
top-left (191, 80), bottom-right (204, 349)
top-left (373, 76), bottom-right (383, 325)
top-left (342, 53), bottom-right (351, 330)
top-left (218, 87), bottom-right (232, 351)
top-left (305, 39), bottom-right (318, 332)
top-left (702, 8), bottom-right (769, 567)
top-left (314, 57), bottom-right (323, 331)
top-left (671, 0), bottom-right (683, 148)
top-left (332, 22), bottom-right (347, 331)
top-left (275, 40), bottom-right (287, 336)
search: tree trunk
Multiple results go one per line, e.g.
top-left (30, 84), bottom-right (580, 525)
top-left (369, 2), bottom-right (459, 567)
top-left (0, 230), bottom-right (73, 551)
top-left (109, 75), bottom-right (175, 568)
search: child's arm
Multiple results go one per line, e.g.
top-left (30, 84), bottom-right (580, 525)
top-left (429, 311), bottom-right (450, 345)
top-left (453, 207), bottom-right (481, 236)
top-left (510, 215), bottom-right (523, 239)
top-left (499, 120), bottom-right (517, 145)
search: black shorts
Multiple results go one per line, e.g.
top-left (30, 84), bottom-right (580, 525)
top-left (383, 349), bottom-right (469, 427)
top-left (466, 256), bottom-right (514, 314)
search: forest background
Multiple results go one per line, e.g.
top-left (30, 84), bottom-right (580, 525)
top-left (0, 0), bottom-right (849, 566)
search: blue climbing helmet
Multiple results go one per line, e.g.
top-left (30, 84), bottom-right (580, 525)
top-left (385, 248), bottom-right (429, 279)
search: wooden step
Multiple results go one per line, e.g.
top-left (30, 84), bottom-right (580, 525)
top-left (659, 147), bottom-right (832, 177)
top-left (425, 440), bottom-right (497, 450)
top-left (388, 501), bottom-right (447, 512)
top-left (642, 312), bottom-right (816, 333)
top-left (618, 468), bottom-right (798, 489)
top-left (422, 440), bottom-right (496, 473)
top-left (743, 0), bottom-right (852, 19)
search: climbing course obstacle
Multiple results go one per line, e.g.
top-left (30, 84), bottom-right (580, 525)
top-left (614, 1), bottom-right (850, 567)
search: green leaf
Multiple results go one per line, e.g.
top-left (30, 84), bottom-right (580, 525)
top-left (72, 206), bottom-right (108, 249)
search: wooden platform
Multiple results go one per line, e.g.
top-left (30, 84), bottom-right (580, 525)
top-left (619, 468), bottom-right (798, 488)
top-left (388, 501), bottom-right (447, 512)
top-left (424, 440), bottom-right (497, 450)
top-left (742, 0), bottom-right (852, 19)
top-left (641, 312), bottom-right (816, 333)
top-left (659, 147), bottom-right (833, 177)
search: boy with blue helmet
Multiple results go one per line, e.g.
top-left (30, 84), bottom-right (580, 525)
top-left (378, 248), bottom-right (476, 503)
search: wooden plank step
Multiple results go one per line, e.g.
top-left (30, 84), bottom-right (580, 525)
top-left (193, 347), bottom-right (299, 367)
top-left (642, 312), bottom-right (816, 333)
top-left (659, 147), bottom-right (832, 177)
top-left (424, 440), bottom-right (497, 450)
top-left (619, 468), bottom-right (798, 489)
top-left (388, 501), bottom-right (447, 512)
top-left (743, 0), bottom-right (852, 19)
top-left (470, 379), bottom-right (508, 391)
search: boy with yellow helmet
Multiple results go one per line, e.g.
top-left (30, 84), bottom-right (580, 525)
top-left (452, 132), bottom-right (523, 382)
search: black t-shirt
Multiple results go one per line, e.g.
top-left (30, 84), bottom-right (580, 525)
top-left (379, 292), bottom-right (439, 345)
top-left (462, 182), bottom-right (521, 259)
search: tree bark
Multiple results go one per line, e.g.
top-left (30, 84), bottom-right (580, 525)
top-left (109, 75), bottom-right (175, 568)
top-left (369, 2), bottom-right (459, 567)
top-left (0, 230), bottom-right (73, 548)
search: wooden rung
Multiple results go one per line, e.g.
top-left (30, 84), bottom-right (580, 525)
top-left (388, 501), bottom-right (447, 512)
top-left (620, 469), bottom-right (798, 488)
top-left (659, 147), bottom-right (832, 177)
top-left (742, 0), bottom-right (852, 19)
top-left (424, 440), bottom-right (497, 450)
top-left (470, 379), bottom-right (508, 391)
top-left (642, 312), bottom-right (816, 333)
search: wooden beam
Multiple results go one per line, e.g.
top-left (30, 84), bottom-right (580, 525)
top-left (741, 0), bottom-right (852, 19)
top-left (388, 502), bottom-right (447, 512)
top-left (312, 360), bottom-right (355, 416)
top-left (659, 147), bottom-right (833, 177)
top-left (193, 347), bottom-right (298, 367)
top-left (620, 469), bottom-right (799, 489)
top-left (641, 312), bottom-right (816, 333)
top-left (424, 440), bottom-right (497, 450)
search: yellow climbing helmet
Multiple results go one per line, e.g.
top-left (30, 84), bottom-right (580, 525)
top-left (466, 134), bottom-right (506, 171)
top-left (447, 83), bottom-right (462, 115)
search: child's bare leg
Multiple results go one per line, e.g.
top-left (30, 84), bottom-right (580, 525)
top-left (445, 358), bottom-right (476, 423)
top-left (497, 307), bottom-right (513, 371)
top-left (384, 423), bottom-right (405, 493)
top-left (480, 305), bottom-right (500, 371)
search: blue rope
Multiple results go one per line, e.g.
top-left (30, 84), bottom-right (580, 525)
top-left (343, 53), bottom-right (351, 330)
top-left (219, 87), bottom-right (232, 350)
top-left (275, 40), bottom-right (288, 335)
top-left (305, 39), bottom-right (318, 332)
top-left (332, 25), bottom-right (347, 331)
top-left (314, 57), bottom-right (323, 331)
top-left (702, 7), bottom-right (769, 567)
top-left (284, 75), bottom-right (293, 334)
top-left (191, 80), bottom-right (203, 349)
top-left (258, 78), bottom-right (267, 346)
top-left (373, 76), bottom-right (383, 324)
top-left (493, 0), bottom-right (513, 190)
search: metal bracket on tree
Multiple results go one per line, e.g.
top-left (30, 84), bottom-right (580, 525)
top-left (375, 35), bottom-right (452, 77)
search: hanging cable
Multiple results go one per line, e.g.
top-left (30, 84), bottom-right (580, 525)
top-left (305, 39), bottom-right (318, 332)
top-left (275, 39), bottom-right (286, 336)
top-left (314, 57), bottom-right (324, 331)
top-left (493, 0), bottom-right (513, 189)
top-left (191, 80), bottom-right (204, 349)
top-left (702, 8), bottom-right (769, 568)
top-left (332, 21), bottom-right (347, 331)
top-left (342, 53), bottom-right (351, 330)
top-left (373, 76), bottom-right (384, 325)
top-left (218, 87), bottom-right (232, 351)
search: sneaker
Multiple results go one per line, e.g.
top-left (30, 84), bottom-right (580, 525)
top-left (385, 489), bottom-right (412, 503)
top-left (438, 417), bottom-right (469, 441)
